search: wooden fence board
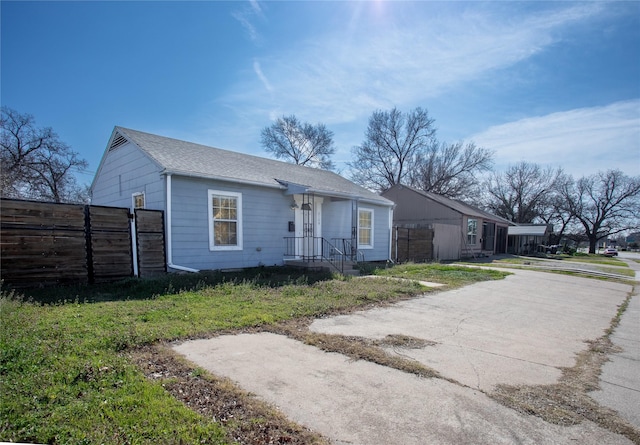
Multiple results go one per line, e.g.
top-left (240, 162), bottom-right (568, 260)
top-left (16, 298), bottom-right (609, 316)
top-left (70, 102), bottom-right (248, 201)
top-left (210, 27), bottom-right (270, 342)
top-left (1, 201), bottom-right (85, 229)
top-left (135, 210), bottom-right (164, 231)
top-left (89, 207), bottom-right (131, 230)
top-left (1, 199), bottom-right (166, 287)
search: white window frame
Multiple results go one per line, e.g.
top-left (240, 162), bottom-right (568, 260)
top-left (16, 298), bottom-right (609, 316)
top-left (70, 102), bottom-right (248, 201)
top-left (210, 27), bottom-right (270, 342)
top-left (467, 218), bottom-right (478, 245)
top-left (208, 190), bottom-right (243, 251)
top-left (132, 192), bottom-right (145, 210)
top-left (358, 207), bottom-right (374, 249)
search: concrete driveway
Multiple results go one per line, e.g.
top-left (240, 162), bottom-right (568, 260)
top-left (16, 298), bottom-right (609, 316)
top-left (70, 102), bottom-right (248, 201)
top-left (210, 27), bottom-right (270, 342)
top-left (174, 268), bottom-right (636, 445)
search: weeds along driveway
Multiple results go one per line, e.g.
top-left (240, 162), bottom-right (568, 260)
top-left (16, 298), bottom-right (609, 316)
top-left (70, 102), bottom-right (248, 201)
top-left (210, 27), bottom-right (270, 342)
top-left (310, 269), bottom-right (630, 390)
top-left (174, 269), bottom-right (635, 445)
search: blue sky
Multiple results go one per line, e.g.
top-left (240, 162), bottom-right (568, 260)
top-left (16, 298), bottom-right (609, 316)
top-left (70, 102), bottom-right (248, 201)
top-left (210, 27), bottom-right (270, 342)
top-left (2, 1), bottom-right (639, 187)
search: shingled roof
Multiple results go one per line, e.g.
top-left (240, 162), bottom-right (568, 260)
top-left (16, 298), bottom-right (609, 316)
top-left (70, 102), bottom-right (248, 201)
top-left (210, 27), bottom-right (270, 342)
top-left (385, 184), bottom-right (512, 225)
top-left (109, 127), bottom-right (392, 206)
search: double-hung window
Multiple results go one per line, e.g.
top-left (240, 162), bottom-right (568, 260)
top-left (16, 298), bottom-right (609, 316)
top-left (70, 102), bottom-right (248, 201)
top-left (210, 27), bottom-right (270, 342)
top-left (358, 208), bottom-right (374, 249)
top-left (467, 218), bottom-right (478, 245)
top-left (208, 190), bottom-right (242, 251)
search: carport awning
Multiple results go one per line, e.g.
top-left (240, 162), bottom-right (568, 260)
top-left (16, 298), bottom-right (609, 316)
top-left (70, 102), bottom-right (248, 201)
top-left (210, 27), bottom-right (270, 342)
top-left (508, 225), bottom-right (549, 236)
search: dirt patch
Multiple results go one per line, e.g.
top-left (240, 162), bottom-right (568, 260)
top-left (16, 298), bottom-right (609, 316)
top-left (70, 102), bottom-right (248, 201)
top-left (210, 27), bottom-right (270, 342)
top-left (265, 318), bottom-right (442, 379)
top-left (129, 344), bottom-right (330, 445)
top-left (128, 319), bottom-right (444, 444)
top-left (374, 333), bottom-right (437, 349)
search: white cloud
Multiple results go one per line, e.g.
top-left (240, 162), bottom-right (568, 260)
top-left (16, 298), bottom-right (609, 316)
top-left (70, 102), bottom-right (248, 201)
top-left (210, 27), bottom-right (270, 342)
top-left (232, 0), bottom-right (264, 43)
top-left (253, 60), bottom-right (273, 93)
top-left (221, 2), bottom-right (605, 127)
top-left (470, 100), bottom-right (640, 177)
top-left (249, 0), bottom-right (262, 15)
top-left (209, 1), bottom-right (631, 174)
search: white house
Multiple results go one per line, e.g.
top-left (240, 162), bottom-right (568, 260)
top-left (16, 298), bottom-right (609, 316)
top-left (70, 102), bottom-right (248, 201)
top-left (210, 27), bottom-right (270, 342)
top-left (90, 127), bottom-right (394, 273)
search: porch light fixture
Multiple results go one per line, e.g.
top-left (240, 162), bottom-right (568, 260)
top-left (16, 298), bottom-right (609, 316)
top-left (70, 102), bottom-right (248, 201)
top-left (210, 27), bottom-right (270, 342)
top-left (301, 203), bottom-right (312, 211)
top-left (290, 202), bottom-right (299, 210)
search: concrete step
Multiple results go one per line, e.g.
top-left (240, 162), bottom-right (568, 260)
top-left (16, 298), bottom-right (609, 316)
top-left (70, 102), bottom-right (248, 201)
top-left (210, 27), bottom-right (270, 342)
top-left (284, 259), bottom-right (360, 276)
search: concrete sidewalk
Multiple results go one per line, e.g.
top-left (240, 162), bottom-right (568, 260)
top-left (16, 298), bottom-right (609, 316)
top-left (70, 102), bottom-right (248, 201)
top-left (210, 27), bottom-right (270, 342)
top-left (591, 256), bottom-right (640, 429)
top-left (174, 269), bottom-right (636, 445)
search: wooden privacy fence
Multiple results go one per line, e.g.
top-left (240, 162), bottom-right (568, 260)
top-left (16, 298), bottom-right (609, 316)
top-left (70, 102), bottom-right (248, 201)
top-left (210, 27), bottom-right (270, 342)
top-left (1, 199), bottom-right (166, 287)
top-left (392, 226), bottom-right (435, 263)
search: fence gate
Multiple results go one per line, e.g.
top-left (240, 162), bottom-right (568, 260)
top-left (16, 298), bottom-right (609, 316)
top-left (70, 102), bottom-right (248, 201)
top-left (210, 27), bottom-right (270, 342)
top-left (393, 226), bottom-right (435, 263)
top-left (134, 209), bottom-right (166, 277)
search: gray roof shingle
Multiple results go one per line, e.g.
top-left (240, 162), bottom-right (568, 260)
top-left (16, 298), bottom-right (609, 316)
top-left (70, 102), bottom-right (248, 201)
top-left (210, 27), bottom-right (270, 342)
top-left (115, 127), bottom-right (392, 206)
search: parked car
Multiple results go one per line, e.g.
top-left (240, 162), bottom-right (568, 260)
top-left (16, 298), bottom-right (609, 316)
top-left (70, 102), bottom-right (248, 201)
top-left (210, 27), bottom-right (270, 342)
top-left (603, 247), bottom-right (618, 256)
top-left (545, 245), bottom-right (560, 254)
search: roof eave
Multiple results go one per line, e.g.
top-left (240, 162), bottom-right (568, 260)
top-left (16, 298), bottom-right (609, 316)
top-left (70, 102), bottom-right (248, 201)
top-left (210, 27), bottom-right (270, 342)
top-left (162, 169), bottom-right (286, 190)
top-left (164, 170), bottom-right (392, 206)
top-left (306, 188), bottom-right (394, 206)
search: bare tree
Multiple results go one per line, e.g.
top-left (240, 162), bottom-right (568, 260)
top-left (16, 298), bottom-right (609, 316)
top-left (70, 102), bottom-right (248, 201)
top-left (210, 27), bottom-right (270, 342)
top-left (349, 107), bottom-right (436, 192)
top-left (1, 107), bottom-right (88, 203)
top-left (261, 115), bottom-right (335, 170)
top-left (537, 172), bottom-right (576, 245)
top-left (484, 162), bottom-right (564, 223)
top-left (409, 141), bottom-right (493, 200)
top-left (560, 169), bottom-right (640, 253)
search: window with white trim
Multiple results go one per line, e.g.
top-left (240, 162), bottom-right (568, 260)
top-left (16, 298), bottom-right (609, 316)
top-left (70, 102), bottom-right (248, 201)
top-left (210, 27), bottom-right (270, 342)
top-left (208, 190), bottom-right (243, 251)
top-left (358, 208), bottom-right (374, 249)
top-left (132, 192), bottom-right (145, 209)
top-left (467, 218), bottom-right (478, 245)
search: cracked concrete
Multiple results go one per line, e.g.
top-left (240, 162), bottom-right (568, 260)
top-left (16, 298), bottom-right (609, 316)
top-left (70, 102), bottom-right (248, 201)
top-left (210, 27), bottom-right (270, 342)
top-left (311, 269), bottom-right (627, 390)
top-left (174, 267), bottom-right (636, 445)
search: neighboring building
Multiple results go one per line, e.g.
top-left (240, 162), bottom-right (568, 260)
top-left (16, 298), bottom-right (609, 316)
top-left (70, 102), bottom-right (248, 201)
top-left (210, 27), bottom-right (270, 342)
top-left (90, 127), bottom-right (394, 273)
top-left (381, 184), bottom-right (511, 261)
top-left (507, 224), bottom-right (551, 255)
top-left (626, 232), bottom-right (640, 249)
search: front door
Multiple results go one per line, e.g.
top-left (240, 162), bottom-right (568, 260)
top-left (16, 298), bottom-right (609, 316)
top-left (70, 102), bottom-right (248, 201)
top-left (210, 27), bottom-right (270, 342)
top-left (496, 226), bottom-right (507, 254)
top-left (293, 194), bottom-right (322, 259)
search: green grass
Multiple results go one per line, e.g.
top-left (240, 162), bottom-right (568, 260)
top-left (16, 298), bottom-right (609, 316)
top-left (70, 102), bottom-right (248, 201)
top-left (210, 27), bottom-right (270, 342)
top-left (1, 265), bottom-right (506, 444)
top-left (372, 263), bottom-right (510, 285)
top-left (556, 254), bottom-right (629, 267)
top-left (472, 254), bottom-right (632, 273)
top-left (483, 254), bottom-right (628, 268)
top-left (462, 254), bottom-right (635, 282)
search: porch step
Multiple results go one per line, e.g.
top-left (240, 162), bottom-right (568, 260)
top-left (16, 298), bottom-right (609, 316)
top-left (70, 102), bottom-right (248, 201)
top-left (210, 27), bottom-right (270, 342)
top-left (284, 259), bottom-right (360, 276)
top-left (341, 261), bottom-right (360, 276)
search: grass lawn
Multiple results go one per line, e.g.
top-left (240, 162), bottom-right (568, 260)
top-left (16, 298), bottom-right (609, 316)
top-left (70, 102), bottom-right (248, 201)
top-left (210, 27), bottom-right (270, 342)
top-left (486, 254), bottom-right (629, 267)
top-left (466, 254), bottom-right (636, 279)
top-left (555, 254), bottom-right (630, 267)
top-left (1, 265), bottom-right (507, 444)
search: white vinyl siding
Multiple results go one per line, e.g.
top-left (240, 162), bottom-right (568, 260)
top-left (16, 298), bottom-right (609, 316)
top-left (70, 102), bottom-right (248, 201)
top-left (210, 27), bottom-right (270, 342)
top-left (208, 190), bottom-right (243, 251)
top-left (358, 208), bottom-right (374, 249)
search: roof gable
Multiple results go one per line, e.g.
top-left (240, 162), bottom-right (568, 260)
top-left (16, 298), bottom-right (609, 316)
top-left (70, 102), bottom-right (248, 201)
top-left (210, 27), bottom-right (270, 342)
top-left (101, 127), bottom-right (392, 206)
top-left (383, 184), bottom-right (511, 224)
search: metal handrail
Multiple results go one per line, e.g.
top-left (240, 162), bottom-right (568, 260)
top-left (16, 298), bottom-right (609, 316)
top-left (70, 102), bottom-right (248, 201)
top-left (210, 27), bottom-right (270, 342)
top-left (333, 238), bottom-right (365, 263)
top-left (284, 237), bottom-right (364, 274)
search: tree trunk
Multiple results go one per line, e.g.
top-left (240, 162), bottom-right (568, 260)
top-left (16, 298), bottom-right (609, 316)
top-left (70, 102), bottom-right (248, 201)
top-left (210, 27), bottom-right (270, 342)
top-left (588, 237), bottom-right (597, 254)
